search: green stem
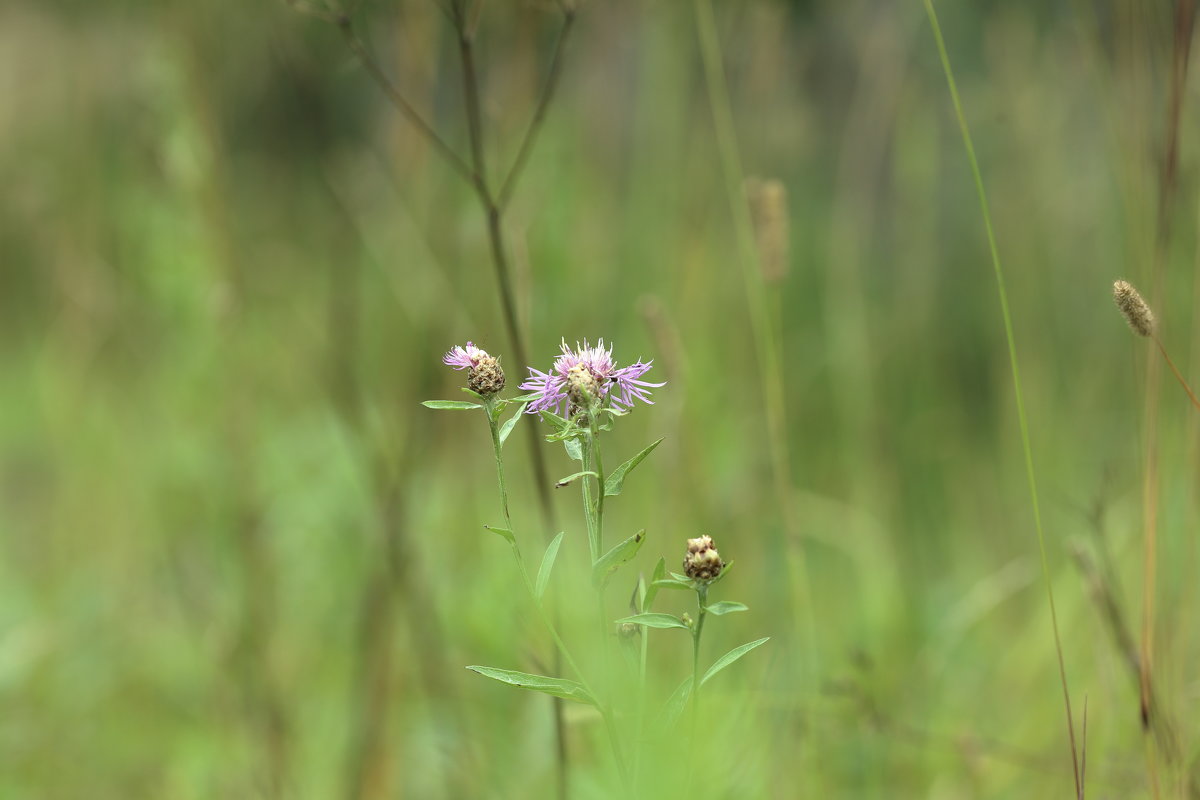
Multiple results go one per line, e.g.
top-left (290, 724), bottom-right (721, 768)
top-left (486, 399), bottom-right (630, 790)
top-left (691, 584), bottom-right (709, 717)
top-left (581, 429), bottom-right (600, 564)
top-left (590, 411), bottom-right (607, 547)
top-left (922, 3), bottom-right (1081, 796)
top-left (486, 398), bottom-right (513, 530)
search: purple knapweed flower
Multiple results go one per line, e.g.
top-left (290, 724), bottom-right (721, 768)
top-left (443, 342), bottom-right (505, 395)
top-left (443, 342), bottom-right (490, 371)
top-left (521, 339), bottom-right (664, 417)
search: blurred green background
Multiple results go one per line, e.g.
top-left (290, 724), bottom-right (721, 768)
top-left (2, 0), bottom-right (1199, 796)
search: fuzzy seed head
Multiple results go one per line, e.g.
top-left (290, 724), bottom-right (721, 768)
top-left (1113, 280), bottom-right (1155, 337)
top-left (746, 177), bottom-right (790, 284)
top-left (684, 535), bottom-right (724, 582)
top-left (467, 355), bottom-right (506, 396)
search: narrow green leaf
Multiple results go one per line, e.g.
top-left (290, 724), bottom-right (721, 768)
top-left (651, 578), bottom-right (692, 591)
top-left (634, 574), bottom-right (647, 614)
top-left (461, 387), bottom-right (486, 400)
top-left (466, 666), bottom-right (594, 705)
top-left (705, 601), bottom-right (748, 616)
top-left (614, 613), bottom-right (689, 630)
top-left (554, 471), bottom-right (597, 489)
top-left (510, 392), bottom-right (540, 402)
top-left (539, 409), bottom-right (569, 431)
top-left (483, 525), bottom-right (516, 545)
top-left (498, 403), bottom-right (527, 447)
top-left (563, 437), bottom-right (583, 461)
top-left (535, 532), bottom-right (565, 600)
top-left (643, 557), bottom-right (668, 610)
top-left (603, 437), bottom-right (665, 497)
top-left (663, 676), bottom-right (693, 728)
top-left (701, 637), bottom-right (770, 687)
top-left (591, 529), bottom-right (646, 588)
top-left (422, 400), bottom-right (482, 410)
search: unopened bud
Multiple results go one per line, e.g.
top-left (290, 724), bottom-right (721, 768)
top-left (565, 363), bottom-right (602, 415)
top-left (683, 535), bottom-right (724, 582)
top-left (467, 355), bottom-right (506, 396)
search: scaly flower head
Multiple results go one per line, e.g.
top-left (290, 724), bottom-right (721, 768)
top-left (442, 341), bottom-right (505, 396)
top-left (521, 339), bottom-right (664, 417)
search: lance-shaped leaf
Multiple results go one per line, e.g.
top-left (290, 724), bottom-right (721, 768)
top-left (466, 666), bottom-right (595, 705)
top-left (539, 409), bottom-right (569, 431)
top-left (563, 437), bottom-right (584, 461)
top-left (701, 637), bottom-right (770, 686)
top-left (592, 529), bottom-right (646, 588)
top-left (483, 525), bottom-right (516, 546)
top-left (704, 601), bottom-right (748, 616)
top-left (652, 577), bottom-right (693, 592)
top-left (498, 403), bottom-right (527, 446)
top-left (554, 471), bottom-right (597, 489)
top-left (663, 676), bottom-right (693, 728)
top-left (535, 532), bottom-right (565, 600)
top-left (614, 612), bottom-right (690, 630)
top-left (604, 438), bottom-right (664, 497)
top-left (422, 400), bottom-right (482, 410)
top-left (642, 558), bottom-right (667, 612)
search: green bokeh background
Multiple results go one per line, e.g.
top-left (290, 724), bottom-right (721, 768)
top-left (2, 0), bottom-right (1198, 796)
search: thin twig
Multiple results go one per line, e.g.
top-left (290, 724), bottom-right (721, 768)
top-left (335, 14), bottom-right (477, 186)
top-left (498, 7), bottom-right (576, 210)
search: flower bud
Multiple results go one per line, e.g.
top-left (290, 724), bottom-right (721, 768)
top-left (467, 355), bottom-right (506, 396)
top-left (683, 535), bottom-right (724, 582)
top-left (565, 363), bottom-right (602, 415)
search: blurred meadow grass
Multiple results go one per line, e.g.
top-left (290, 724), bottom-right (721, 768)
top-left (2, 0), bottom-right (1199, 796)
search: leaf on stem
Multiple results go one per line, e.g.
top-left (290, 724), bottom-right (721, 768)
top-left (603, 437), bottom-right (664, 497)
top-left (663, 675), bottom-right (693, 728)
top-left (554, 470), bottom-right (597, 488)
top-left (421, 400), bottom-right (482, 410)
top-left (613, 612), bottom-right (690, 630)
top-left (642, 557), bottom-right (668, 610)
top-left (591, 529), bottom-right (645, 588)
top-left (483, 525), bottom-right (516, 545)
top-left (651, 577), bottom-right (692, 592)
top-left (563, 437), bottom-right (583, 461)
top-left (701, 637), bottom-right (770, 687)
top-left (705, 601), bottom-right (748, 616)
top-left (498, 403), bottom-right (527, 446)
top-left (466, 666), bottom-right (595, 705)
top-left (535, 532), bottom-right (565, 600)
top-left (539, 409), bottom-right (569, 431)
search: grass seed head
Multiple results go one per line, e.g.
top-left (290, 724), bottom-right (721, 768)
top-left (1113, 280), bottom-right (1155, 337)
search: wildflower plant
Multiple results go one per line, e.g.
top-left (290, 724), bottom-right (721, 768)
top-left (425, 338), bottom-right (769, 791)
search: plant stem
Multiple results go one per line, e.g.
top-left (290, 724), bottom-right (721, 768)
top-left (486, 398), bottom-right (513, 528)
top-left (923, 2), bottom-right (1080, 796)
top-left (486, 399), bottom-right (634, 791)
top-left (590, 412), bottom-right (607, 550)
top-left (691, 584), bottom-right (709, 719)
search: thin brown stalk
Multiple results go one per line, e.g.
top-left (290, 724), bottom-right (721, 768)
top-left (1153, 336), bottom-right (1200, 412)
top-left (1140, 4), bottom-right (1194, 788)
top-left (309, 3), bottom-right (577, 793)
top-left (334, 14), bottom-right (476, 187)
top-left (497, 6), bottom-right (576, 210)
